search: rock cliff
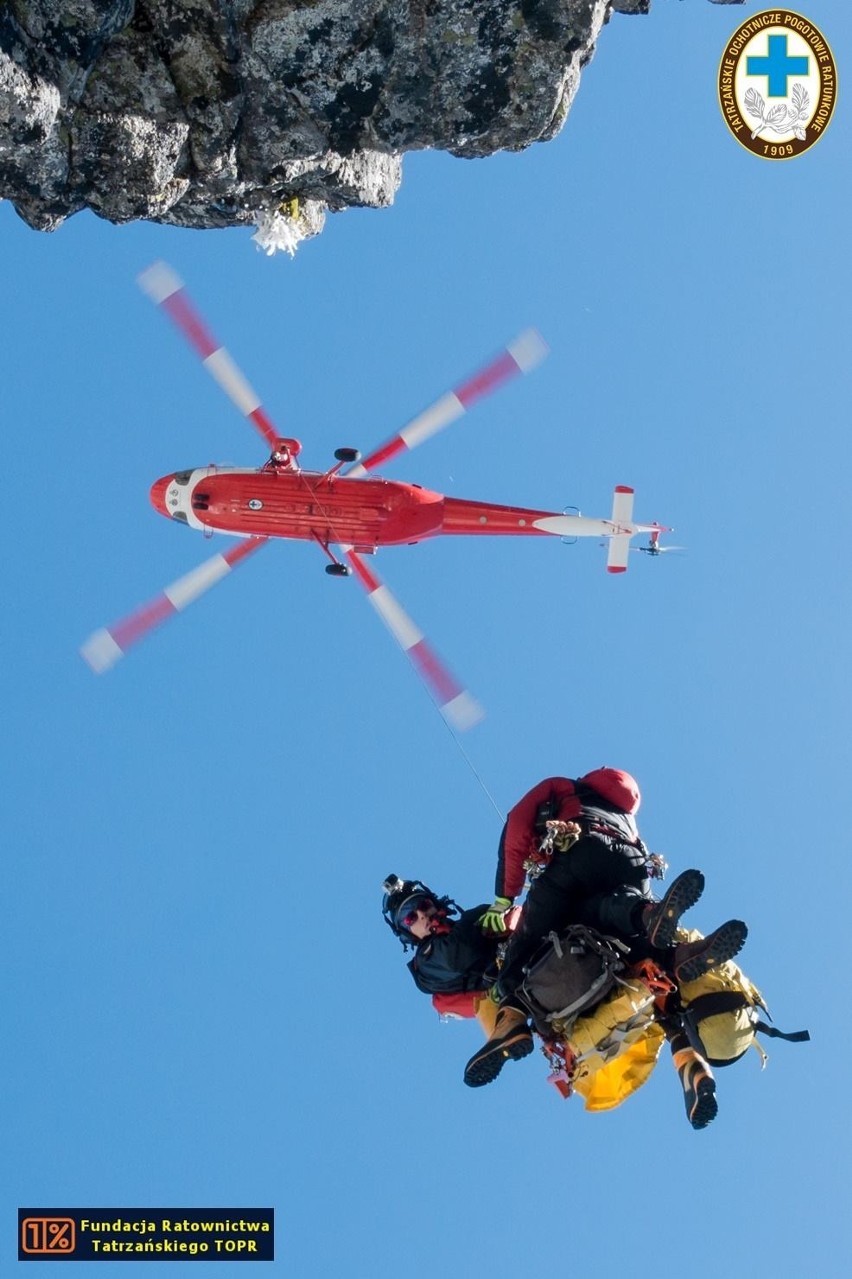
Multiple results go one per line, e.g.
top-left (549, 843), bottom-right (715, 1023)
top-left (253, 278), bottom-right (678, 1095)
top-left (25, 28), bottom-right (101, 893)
top-left (0, 1), bottom-right (742, 241)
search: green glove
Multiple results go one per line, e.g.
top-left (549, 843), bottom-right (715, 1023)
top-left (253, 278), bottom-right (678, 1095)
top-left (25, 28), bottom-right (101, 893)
top-left (479, 897), bottom-right (513, 934)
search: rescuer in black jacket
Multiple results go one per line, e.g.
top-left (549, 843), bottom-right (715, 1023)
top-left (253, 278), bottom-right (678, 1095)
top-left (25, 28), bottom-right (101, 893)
top-left (382, 876), bottom-right (504, 1018)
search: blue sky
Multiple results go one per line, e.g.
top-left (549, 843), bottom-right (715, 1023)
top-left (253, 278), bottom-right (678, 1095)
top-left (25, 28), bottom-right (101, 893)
top-left (2, 3), bottom-right (850, 1274)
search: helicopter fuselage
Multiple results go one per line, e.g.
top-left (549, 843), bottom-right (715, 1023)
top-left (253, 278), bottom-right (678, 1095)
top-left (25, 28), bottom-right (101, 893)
top-left (150, 466), bottom-right (611, 549)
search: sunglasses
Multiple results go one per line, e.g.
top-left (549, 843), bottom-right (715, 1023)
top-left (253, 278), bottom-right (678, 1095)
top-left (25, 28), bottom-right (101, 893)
top-left (400, 898), bottom-right (435, 928)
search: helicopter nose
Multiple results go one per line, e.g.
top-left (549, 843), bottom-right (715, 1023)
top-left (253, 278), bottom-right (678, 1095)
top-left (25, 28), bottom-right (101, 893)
top-left (150, 475), bottom-right (173, 517)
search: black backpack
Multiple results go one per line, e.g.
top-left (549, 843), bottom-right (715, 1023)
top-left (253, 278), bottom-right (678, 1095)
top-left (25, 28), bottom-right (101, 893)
top-left (517, 925), bottom-right (631, 1038)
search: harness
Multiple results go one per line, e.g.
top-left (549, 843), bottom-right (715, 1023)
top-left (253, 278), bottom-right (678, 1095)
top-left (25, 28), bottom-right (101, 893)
top-left (680, 989), bottom-right (810, 1066)
top-left (584, 819), bottom-right (642, 845)
top-left (523, 805), bottom-right (667, 884)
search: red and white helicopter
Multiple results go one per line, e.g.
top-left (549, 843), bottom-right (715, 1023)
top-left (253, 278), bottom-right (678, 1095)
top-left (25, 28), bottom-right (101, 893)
top-left (81, 262), bottom-right (670, 730)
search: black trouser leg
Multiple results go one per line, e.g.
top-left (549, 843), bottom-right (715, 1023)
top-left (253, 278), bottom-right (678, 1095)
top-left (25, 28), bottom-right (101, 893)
top-left (581, 886), bottom-right (648, 940)
top-left (497, 835), bottom-right (650, 999)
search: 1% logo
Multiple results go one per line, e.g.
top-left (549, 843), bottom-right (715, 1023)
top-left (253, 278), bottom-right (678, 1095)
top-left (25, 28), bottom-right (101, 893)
top-left (21, 1216), bottom-right (77, 1254)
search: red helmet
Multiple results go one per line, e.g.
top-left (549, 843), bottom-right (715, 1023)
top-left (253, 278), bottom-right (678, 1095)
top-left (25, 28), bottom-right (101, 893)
top-left (578, 768), bottom-right (641, 814)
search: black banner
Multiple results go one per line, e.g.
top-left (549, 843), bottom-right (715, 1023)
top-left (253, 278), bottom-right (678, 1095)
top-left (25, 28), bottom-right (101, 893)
top-left (18, 1209), bottom-right (274, 1261)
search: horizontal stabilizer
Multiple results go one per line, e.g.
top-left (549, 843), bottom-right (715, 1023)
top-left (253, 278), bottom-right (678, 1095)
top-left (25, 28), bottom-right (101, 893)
top-left (610, 485), bottom-right (634, 527)
top-left (606, 536), bottom-right (631, 574)
top-left (606, 488), bottom-right (635, 573)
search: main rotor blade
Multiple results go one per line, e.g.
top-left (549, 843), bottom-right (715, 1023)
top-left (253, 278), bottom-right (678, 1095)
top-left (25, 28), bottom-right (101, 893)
top-left (344, 550), bottom-right (484, 732)
top-left (138, 261), bottom-right (281, 451)
top-left (81, 538), bottom-right (268, 672)
top-left (347, 329), bottom-right (548, 477)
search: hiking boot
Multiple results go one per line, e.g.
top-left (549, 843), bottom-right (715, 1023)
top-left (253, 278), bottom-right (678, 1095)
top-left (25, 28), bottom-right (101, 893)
top-left (643, 869), bottom-right (705, 948)
top-left (672, 919), bottom-right (748, 983)
top-left (673, 1047), bottom-right (718, 1130)
top-left (463, 1004), bottom-right (534, 1088)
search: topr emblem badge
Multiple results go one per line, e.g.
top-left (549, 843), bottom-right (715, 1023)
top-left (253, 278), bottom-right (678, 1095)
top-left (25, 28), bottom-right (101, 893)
top-left (718, 10), bottom-right (837, 158)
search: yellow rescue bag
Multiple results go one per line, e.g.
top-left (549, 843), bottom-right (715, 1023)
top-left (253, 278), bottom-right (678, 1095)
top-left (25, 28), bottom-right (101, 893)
top-left (676, 929), bottom-right (809, 1066)
top-left (555, 975), bottom-right (665, 1111)
top-left (573, 1024), bottom-right (665, 1111)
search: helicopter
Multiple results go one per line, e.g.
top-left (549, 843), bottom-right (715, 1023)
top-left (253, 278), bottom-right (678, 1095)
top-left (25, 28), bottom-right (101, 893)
top-left (81, 262), bottom-right (671, 730)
